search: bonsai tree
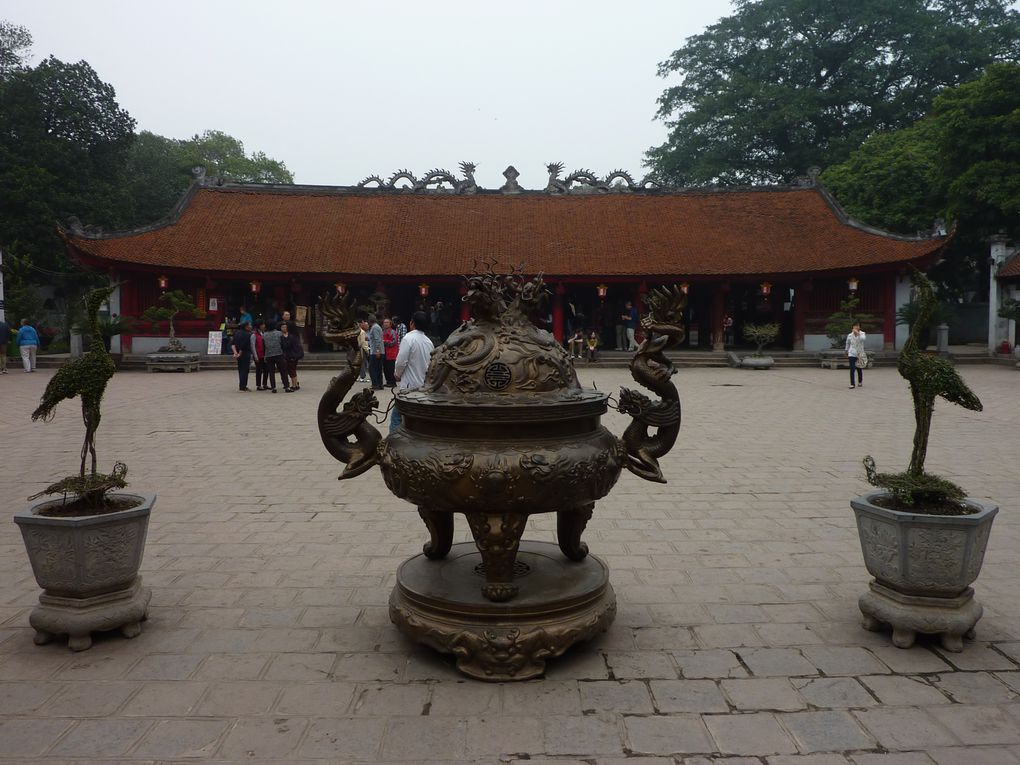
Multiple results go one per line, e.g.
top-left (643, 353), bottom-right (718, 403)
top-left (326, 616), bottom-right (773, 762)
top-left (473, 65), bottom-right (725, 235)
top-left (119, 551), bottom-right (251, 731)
top-left (825, 295), bottom-right (880, 348)
top-left (141, 289), bottom-right (196, 352)
top-left (742, 323), bottom-right (779, 356)
top-left (29, 284), bottom-right (127, 510)
top-left (863, 269), bottom-right (983, 508)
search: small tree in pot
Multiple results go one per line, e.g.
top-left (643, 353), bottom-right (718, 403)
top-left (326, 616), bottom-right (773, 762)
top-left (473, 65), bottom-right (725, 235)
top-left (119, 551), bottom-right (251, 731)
top-left (853, 269), bottom-right (995, 652)
top-left (739, 322), bottom-right (778, 369)
top-left (14, 284), bottom-right (153, 651)
top-left (141, 289), bottom-right (196, 352)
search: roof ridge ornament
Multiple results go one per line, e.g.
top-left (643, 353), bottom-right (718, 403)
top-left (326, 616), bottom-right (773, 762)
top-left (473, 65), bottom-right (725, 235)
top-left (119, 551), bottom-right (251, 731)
top-left (191, 165), bottom-right (207, 186)
top-left (500, 165), bottom-right (523, 194)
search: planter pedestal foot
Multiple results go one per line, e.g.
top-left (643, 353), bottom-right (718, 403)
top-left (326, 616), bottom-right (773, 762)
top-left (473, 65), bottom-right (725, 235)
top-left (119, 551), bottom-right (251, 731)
top-left (858, 581), bottom-right (982, 652)
top-left (28, 578), bottom-right (151, 651)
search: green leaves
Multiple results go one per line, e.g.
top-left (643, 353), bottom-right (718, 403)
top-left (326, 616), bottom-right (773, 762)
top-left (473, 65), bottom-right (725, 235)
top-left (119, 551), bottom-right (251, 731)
top-left (647, 0), bottom-right (1020, 185)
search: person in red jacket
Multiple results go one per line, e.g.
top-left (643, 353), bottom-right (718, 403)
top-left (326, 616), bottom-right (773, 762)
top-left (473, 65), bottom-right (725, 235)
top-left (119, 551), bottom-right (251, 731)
top-left (251, 320), bottom-right (268, 390)
top-left (382, 317), bottom-right (399, 388)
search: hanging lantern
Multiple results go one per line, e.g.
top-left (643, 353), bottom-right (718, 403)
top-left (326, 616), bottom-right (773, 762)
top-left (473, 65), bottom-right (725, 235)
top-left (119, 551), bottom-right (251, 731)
top-left (157, 275), bottom-right (169, 290)
top-left (250, 280), bottom-right (261, 294)
top-left (419, 283), bottom-right (430, 297)
top-left (679, 282), bottom-right (690, 295)
top-left (334, 281), bottom-right (347, 296)
top-left (848, 277), bottom-right (860, 293)
top-left (596, 284), bottom-right (608, 299)
top-left (760, 281), bottom-right (772, 296)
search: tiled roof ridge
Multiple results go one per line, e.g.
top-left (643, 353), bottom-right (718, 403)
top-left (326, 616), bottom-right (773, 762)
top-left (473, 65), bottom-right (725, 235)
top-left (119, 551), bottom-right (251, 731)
top-left (60, 178), bottom-right (944, 246)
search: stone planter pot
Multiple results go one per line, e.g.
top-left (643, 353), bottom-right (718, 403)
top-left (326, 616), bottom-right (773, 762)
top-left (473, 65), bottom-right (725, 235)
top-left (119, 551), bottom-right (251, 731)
top-left (14, 492), bottom-right (154, 650)
top-left (851, 490), bottom-right (997, 651)
top-left (740, 355), bottom-right (774, 370)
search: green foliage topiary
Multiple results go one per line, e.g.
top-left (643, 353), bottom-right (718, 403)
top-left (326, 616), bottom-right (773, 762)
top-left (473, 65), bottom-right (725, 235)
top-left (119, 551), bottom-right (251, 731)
top-left (742, 323), bottom-right (778, 356)
top-left (141, 290), bottom-right (195, 352)
top-left (863, 269), bottom-right (982, 508)
top-left (998, 298), bottom-right (1020, 323)
top-left (825, 295), bottom-right (880, 349)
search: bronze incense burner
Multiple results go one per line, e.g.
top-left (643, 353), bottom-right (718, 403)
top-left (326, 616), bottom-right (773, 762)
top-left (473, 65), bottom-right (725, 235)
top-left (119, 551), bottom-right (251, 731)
top-left (318, 268), bottom-right (685, 679)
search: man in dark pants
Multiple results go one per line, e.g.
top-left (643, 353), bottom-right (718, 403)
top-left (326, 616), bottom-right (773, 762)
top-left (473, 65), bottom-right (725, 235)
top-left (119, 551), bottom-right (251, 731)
top-left (366, 314), bottom-right (384, 390)
top-left (232, 320), bottom-right (253, 391)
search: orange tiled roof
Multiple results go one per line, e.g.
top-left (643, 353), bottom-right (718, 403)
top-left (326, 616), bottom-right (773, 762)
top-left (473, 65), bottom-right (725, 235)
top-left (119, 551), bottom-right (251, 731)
top-left (62, 185), bottom-right (945, 277)
top-left (999, 252), bottom-right (1020, 278)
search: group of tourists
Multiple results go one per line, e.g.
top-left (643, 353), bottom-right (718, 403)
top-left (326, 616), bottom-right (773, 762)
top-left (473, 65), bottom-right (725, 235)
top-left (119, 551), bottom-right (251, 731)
top-left (356, 314), bottom-right (408, 391)
top-left (0, 318), bottom-right (40, 373)
top-left (231, 309), bottom-right (304, 392)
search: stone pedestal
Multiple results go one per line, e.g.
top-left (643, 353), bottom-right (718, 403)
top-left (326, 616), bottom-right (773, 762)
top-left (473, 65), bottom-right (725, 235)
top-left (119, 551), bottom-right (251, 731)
top-left (30, 578), bottom-right (151, 652)
top-left (390, 541), bottom-right (616, 681)
top-left (146, 352), bottom-right (200, 372)
top-left (859, 581), bottom-right (981, 652)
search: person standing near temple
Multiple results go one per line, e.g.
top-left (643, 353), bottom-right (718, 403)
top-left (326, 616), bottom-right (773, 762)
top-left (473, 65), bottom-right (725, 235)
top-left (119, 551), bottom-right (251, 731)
top-left (586, 330), bottom-right (600, 362)
top-left (393, 315), bottom-right (408, 345)
top-left (238, 305), bottom-right (253, 328)
top-left (367, 315), bottom-right (384, 390)
top-left (357, 319), bottom-right (369, 382)
top-left (263, 321), bottom-right (288, 392)
top-left (0, 317), bottom-right (10, 374)
top-left (391, 311), bottom-right (434, 434)
top-left (382, 317), bottom-right (399, 388)
top-left (232, 320), bottom-right (253, 391)
top-left (280, 319), bottom-right (304, 392)
top-left (251, 320), bottom-right (268, 390)
top-left (623, 301), bottom-right (639, 351)
top-left (845, 321), bottom-right (868, 390)
top-left (17, 318), bottom-right (39, 373)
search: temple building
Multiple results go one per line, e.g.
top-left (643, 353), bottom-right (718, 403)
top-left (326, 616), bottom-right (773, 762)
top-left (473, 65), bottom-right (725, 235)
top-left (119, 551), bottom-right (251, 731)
top-left (60, 164), bottom-right (949, 354)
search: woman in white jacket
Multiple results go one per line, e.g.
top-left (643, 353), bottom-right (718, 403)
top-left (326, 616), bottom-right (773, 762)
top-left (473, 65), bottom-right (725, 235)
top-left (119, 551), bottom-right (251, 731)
top-left (845, 322), bottom-right (868, 389)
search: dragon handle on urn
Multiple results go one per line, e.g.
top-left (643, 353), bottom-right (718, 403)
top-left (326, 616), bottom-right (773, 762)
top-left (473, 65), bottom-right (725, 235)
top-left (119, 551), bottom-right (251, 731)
top-left (618, 284), bottom-right (687, 483)
top-left (316, 292), bottom-right (381, 480)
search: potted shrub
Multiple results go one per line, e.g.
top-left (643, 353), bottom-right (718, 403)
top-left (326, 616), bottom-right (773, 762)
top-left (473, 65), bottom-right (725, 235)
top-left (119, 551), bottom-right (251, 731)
top-left (739, 323), bottom-right (778, 369)
top-left (141, 290), bottom-right (201, 371)
top-left (853, 269), bottom-right (994, 652)
top-left (14, 285), bottom-right (152, 651)
top-left (821, 296), bottom-right (879, 368)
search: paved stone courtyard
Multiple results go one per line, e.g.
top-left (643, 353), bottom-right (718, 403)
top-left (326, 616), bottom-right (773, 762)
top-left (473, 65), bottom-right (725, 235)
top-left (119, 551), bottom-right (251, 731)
top-left (1, 364), bottom-right (1018, 764)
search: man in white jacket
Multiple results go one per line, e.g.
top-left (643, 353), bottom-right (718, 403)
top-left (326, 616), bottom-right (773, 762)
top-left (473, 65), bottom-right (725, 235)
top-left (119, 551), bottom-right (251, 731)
top-left (845, 322), bottom-right (867, 389)
top-left (390, 311), bottom-right (435, 433)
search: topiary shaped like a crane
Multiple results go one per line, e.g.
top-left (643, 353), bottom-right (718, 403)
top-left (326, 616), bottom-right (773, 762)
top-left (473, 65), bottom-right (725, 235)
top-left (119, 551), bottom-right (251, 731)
top-left (864, 269), bottom-right (982, 506)
top-left (30, 284), bottom-right (126, 508)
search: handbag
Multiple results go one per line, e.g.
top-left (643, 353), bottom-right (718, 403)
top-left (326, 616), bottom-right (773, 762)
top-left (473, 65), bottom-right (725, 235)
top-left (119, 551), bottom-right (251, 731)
top-left (858, 351), bottom-right (870, 369)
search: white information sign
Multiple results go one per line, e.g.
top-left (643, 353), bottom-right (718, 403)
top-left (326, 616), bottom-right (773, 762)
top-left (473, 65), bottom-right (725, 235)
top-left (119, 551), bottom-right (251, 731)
top-left (207, 331), bottom-right (222, 355)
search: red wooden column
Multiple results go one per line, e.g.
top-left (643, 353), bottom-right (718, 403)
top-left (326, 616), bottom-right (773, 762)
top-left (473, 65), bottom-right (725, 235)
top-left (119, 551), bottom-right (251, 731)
top-left (552, 283), bottom-right (566, 342)
top-left (883, 273), bottom-right (897, 350)
top-left (793, 280), bottom-right (810, 350)
top-left (712, 284), bottom-right (725, 351)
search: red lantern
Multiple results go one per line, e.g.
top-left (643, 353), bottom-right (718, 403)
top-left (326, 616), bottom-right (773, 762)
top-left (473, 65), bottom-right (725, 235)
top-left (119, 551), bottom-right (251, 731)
top-left (848, 277), bottom-right (860, 293)
top-left (250, 280), bottom-right (261, 294)
top-left (334, 281), bottom-right (346, 296)
top-left (157, 275), bottom-right (168, 290)
top-left (419, 283), bottom-right (430, 297)
top-left (760, 281), bottom-right (772, 297)
top-left (679, 282), bottom-right (690, 295)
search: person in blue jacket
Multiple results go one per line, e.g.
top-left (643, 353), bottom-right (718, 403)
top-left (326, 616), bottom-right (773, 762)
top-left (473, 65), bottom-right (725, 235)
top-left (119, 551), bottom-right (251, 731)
top-left (17, 318), bottom-right (39, 372)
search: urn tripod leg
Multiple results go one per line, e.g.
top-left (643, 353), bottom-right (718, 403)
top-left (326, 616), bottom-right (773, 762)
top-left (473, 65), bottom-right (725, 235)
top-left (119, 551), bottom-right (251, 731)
top-left (465, 512), bottom-right (528, 602)
top-left (557, 503), bottom-right (593, 561)
top-left (418, 507), bottom-right (454, 560)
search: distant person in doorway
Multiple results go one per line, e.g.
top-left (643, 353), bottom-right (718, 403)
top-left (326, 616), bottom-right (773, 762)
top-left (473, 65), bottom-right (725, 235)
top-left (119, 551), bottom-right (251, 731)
top-left (357, 320), bottom-right (369, 382)
top-left (232, 320), bottom-right (253, 391)
top-left (845, 322), bottom-right (868, 389)
top-left (568, 329), bottom-right (584, 359)
top-left (382, 318), bottom-right (399, 387)
top-left (586, 330), bottom-right (600, 362)
top-left (367, 315), bottom-right (384, 390)
top-left (238, 305), bottom-right (253, 328)
top-left (280, 320), bottom-right (304, 391)
top-left (17, 319), bottom-right (39, 372)
top-left (0, 317), bottom-right (10, 373)
top-left (723, 314), bottom-right (734, 347)
top-left (391, 311), bottom-right (434, 434)
top-left (251, 320), bottom-right (268, 390)
top-left (623, 301), bottom-right (639, 351)
top-left (263, 321), bottom-right (287, 392)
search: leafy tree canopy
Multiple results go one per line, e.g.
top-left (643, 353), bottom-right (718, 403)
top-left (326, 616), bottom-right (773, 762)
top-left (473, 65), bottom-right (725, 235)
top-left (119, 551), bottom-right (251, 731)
top-left (647, 0), bottom-right (1020, 186)
top-left (0, 20), bottom-right (31, 78)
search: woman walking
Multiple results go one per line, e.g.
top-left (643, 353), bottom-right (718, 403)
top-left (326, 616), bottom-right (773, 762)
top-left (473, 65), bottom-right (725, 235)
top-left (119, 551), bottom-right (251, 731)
top-left (845, 321), bottom-right (868, 389)
top-left (251, 320), bottom-right (268, 390)
top-left (280, 320), bottom-right (304, 392)
top-left (382, 318), bottom-right (399, 388)
top-left (263, 321), bottom-right (288, 393)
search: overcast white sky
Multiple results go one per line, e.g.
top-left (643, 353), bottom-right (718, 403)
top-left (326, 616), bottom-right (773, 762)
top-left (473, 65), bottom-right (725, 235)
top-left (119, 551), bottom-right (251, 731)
top-left (6, 0), bottom-right (734, 188)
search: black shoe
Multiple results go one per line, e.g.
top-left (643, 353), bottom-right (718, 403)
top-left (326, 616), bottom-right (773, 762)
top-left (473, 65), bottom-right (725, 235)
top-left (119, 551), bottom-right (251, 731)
top-left (239, 387), bottom-right (251, 392)
top-left (284, 387), bottom-right (294, 392)
top-left (849, 385), bottom-right (856, 389)
top-left (271, 388), bottom-right (277, 393)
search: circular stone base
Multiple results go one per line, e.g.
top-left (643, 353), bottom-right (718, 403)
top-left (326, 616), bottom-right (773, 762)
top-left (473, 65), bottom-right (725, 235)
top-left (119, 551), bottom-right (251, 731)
top-left (390, 540), bottom-right (616, 681)
top-left (29, 578), bottom-right (151, 652)
top-left (859, 580), bottom-right (982, 652)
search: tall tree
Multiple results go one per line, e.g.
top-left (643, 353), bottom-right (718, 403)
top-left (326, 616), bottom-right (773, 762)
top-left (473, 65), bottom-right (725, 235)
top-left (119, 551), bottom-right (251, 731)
top-left (0, 56), bottom-right (136, 269)
top-left (0, 20), bottom-right (32, 78)
top-left (646, 0), bottom-right (1020, 185)
top-left (122, 129), bottom-right (294, 227)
